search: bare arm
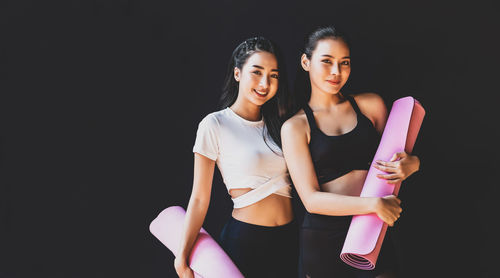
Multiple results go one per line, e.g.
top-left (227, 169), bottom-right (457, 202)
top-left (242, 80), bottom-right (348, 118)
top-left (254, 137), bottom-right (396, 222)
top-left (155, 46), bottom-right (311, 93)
top-left (174, 153), bottom-right (216, 277)
top-left (281, 117), bottom-right (381, 216)
top-left (355, 93), bottom-right (420, 181)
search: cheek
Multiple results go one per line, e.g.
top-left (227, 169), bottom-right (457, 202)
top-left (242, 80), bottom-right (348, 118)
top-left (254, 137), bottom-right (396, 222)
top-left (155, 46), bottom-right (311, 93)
top-left (270, 79), bottom-right (279, 93)
top-left (240, 74), bottom-right (256, 87)
top-left (268, 88), bottom-right (278, 100)
top-left (342, 68), bottom-right (351, 79)
top-left (311, 64), bottom-right (328, 77)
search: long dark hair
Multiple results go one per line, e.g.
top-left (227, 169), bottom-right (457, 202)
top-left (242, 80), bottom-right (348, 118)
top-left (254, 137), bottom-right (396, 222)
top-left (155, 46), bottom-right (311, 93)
top-left (220, 36), bottom-right (291, 149)
top-left (291, 26), bottom-right (352, 114)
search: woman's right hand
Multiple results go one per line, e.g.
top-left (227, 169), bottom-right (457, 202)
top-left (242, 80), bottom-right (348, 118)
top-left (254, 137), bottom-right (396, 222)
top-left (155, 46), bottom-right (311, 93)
top-left (174, 257), bottom-right (195, 278)
top-left (372, 195), bottom-right (402, 226)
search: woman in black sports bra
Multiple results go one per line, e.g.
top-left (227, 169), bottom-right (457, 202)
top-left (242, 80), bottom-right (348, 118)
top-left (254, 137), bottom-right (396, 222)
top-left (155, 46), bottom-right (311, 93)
top-left (281, 26), bottom-right (421, 277)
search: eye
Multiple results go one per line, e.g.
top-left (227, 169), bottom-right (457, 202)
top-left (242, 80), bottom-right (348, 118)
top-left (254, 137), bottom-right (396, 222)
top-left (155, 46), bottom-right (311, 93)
top-left (321, 59), bottom-right (332, 64)
top-left (341, 60), bottom-right (350, 66)
top-left (252, 70), bottom-right (262, 76)
top-left (271, 73), bottom-right (279, 79)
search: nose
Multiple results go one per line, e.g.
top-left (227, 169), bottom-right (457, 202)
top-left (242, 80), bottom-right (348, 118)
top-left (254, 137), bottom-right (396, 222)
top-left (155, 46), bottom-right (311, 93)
top-left (259, 76), bottom-right (270, 91)
top-left (330, 61), bottom-right (340, 75)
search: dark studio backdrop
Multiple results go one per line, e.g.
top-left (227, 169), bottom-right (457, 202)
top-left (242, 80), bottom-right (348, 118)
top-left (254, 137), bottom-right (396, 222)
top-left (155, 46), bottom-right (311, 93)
top-left (1, 0), bottom-right (498, 277)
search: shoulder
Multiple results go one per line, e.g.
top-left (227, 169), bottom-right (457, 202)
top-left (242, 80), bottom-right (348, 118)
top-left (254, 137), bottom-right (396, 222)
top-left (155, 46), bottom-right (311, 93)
top-left (352, 92), bottom-right (387, 117)
top-left (281, 109), bottom-right (308, 138)
top-left (197, 110), bottom-right (225, 130)
top-left (351, 92), bottom-right (387, 130)
top-left (352, 92), bottom-right (386, 112)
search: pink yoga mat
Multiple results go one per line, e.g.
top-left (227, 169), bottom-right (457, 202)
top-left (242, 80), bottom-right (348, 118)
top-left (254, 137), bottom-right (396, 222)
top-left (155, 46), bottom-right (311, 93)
top-left (149, 206), bottom-right (243, 278)
top-left (340, 96), bottom-right (425, 270)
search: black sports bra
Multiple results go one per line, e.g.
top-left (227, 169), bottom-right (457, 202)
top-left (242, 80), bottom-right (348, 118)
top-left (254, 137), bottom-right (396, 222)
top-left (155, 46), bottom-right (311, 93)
top-left (304, 95), bottom-right (381, 185)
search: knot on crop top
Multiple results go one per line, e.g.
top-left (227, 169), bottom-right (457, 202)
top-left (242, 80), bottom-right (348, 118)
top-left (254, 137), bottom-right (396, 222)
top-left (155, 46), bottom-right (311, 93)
top-left (304, 95), bottom-right (380, 185)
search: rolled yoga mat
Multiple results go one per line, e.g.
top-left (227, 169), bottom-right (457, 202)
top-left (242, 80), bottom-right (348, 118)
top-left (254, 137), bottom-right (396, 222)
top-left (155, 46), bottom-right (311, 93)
top-left (150, 206), bottom-right (244, 278)
top-left (340, 96), bottom-right (425, 270)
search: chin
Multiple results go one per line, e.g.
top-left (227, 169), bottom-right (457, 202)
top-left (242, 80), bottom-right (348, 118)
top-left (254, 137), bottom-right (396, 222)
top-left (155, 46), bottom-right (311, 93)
top-left (249, 98), bottom-right (267, 107)
top-left (323, 88), bottom-right (342, 95)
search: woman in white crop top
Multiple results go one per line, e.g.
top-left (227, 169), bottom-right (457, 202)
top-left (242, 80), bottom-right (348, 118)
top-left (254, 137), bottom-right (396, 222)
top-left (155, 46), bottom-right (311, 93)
top-left (174, 37), bottom-right (298, 278)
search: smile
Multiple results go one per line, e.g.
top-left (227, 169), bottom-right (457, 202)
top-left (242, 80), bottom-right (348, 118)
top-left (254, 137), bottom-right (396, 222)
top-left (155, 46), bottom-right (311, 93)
top-left (253, 89), bottom-right (268, 97)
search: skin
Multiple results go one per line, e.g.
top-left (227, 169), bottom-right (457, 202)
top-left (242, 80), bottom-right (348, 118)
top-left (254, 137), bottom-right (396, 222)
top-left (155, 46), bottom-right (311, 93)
top-left (174, 51), bottom-right (293, 278)
top-left (281, 38), bottom-right (420, 277)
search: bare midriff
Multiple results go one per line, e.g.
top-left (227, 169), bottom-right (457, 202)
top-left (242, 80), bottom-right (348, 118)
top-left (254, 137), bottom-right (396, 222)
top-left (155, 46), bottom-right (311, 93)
top-left (320, 170), bottom-right (369, 197)
top-left (229, 188), bottom-right (293, 227)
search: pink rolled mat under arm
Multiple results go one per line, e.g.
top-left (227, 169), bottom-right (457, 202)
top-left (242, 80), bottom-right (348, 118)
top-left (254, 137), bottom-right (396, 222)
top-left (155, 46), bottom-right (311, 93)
top-left (149, 206), bottom-right (243, 278)
top-left (340, 96), bottom-right (425, 270)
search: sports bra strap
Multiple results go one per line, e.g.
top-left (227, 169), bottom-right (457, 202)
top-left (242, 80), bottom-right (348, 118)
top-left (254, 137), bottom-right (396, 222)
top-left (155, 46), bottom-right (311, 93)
top-left (303, 104), bottom-right (318, 131)
top-left (346, 95), bottom-right (362, 116)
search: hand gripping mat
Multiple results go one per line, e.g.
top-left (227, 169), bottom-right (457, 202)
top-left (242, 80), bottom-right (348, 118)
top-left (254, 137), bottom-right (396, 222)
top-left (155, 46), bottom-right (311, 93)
top-left (150, 206), bottom-right (244, 278)
top-left (340, 96), bottom-right (425, 270)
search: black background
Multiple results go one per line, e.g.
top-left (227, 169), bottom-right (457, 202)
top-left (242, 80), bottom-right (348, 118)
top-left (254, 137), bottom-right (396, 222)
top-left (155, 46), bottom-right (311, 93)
top-left (1, 0), bottom-right (498, 277)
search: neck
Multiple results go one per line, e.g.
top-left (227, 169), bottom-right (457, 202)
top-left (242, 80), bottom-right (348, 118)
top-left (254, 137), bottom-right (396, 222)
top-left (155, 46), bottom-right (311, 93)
top-left (230, 97), bottom-right (262, 121)
top-left (308, 86), bottom-right (344, 111)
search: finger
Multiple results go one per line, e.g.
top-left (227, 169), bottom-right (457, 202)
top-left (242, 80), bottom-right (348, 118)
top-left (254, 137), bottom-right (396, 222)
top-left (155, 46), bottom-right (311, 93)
top-left (389, 153), bottom-right (399, 162)
top-left (374, 164), bottom-right (398, 174)
top-left (375, 160), bottom-right (399, 169)
top-left (377, 173), bottom-right (400, 180)
top-left (386, 178), bottom-right (403, 184)
top-left (391, 152), bottom-right (407, 162)
top-left (380, 175), bottom-right (403, 183)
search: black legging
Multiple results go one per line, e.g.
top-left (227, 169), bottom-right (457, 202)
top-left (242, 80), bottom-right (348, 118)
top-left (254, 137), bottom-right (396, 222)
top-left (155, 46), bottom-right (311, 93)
top-left (219, 216), bottom-right (299, 278)
top-left (300, 212), bottom-right (399, 278)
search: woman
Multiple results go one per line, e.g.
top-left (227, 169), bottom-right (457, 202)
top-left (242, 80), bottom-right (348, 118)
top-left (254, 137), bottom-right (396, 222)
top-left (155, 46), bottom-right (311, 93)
top-left (174, 37), bottom-right (297, 278)
top-left (281, 26), bottom-right (420, 277)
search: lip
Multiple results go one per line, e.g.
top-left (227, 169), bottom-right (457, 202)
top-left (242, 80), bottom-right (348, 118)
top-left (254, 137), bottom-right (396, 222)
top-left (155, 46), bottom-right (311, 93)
top-left (327, 80), bottom-right (341, 85)
top-left (253, 89), bottom-right (268, 97)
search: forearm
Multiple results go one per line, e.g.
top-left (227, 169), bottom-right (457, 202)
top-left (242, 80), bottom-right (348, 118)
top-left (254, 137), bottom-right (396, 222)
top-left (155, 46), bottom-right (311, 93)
top-left (304, 191), bottom-right (376, 216)
top-left (177, 197), bottom-right (209, 260)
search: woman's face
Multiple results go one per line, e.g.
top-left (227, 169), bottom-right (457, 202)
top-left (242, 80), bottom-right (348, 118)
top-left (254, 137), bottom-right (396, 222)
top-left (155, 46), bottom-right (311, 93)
top-left (234, 51), bottom-right (279, 107)
top-left (303, 38), bottom-right (351, 95)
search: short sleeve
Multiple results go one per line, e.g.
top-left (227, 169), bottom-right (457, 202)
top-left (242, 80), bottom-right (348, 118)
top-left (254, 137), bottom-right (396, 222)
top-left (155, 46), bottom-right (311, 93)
top-left (192, 114), bottom-right (219, 161)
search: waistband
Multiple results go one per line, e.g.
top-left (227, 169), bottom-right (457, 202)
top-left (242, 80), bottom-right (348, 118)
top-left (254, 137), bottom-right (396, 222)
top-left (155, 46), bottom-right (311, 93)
top-left (301, 211), bottom-right (352, 230)
top-left (222, 216), bottom-right (297, 240)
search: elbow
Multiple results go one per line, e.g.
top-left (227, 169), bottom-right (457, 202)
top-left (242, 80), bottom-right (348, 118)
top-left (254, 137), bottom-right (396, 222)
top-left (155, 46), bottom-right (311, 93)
top-left (302, 195), bottom-right (319, 214)
top-left (304, 205), bottom-right (317, 214)
top-left (189, 196), bottom-right (210, 211)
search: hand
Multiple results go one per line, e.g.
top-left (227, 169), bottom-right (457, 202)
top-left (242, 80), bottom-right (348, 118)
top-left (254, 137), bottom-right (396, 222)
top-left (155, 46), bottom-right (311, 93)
top-left (174, 257), bottom-right (195, 278)
top-left (372, 195), bottom-right (402, 226)
top-left (373, 152), bottom-right (420, 184)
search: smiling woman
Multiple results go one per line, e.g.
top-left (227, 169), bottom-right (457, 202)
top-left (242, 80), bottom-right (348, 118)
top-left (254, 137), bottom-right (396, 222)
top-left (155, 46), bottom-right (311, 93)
top-left (281, 26), bottom-right (421, 278)
top-left (232, 51), bottom-right (279, 110)
top-left (172, 37), bottom-right (298, 278)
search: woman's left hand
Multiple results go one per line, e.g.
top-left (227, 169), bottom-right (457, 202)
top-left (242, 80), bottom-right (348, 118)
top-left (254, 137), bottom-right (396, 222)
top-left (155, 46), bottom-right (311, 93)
top-left (373, 152), bottom-right (420, 184)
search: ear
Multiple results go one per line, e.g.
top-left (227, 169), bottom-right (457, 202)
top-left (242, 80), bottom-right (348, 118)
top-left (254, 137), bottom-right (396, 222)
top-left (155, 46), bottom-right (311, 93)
top-left (301, 54), bottom-right (310, 71)
top-left (233, 67), bottom-right (241, 82)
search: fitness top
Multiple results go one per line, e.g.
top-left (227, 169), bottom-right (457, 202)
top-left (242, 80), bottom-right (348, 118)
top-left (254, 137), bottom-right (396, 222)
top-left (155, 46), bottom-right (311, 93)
top-left (193, 107), bottom-right (292, 208)
top-left (304, 95), bottom-right (380, 185)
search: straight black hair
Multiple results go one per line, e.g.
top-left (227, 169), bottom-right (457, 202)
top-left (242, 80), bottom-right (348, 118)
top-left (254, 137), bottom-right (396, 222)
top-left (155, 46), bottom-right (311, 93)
top-left (220, 36), bottom-right (291, 150)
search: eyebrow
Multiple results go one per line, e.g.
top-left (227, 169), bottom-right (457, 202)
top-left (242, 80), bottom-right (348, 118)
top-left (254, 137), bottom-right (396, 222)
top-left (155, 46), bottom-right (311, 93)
top-left (321, 54), bottom-right (351, 59)
top-left (252, 65), bottom-right (279, 72)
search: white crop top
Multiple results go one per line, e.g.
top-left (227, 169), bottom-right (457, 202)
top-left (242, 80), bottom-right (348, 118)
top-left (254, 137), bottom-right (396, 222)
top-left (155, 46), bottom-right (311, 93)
top-left (192, 107), bottom-right (292, 208)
